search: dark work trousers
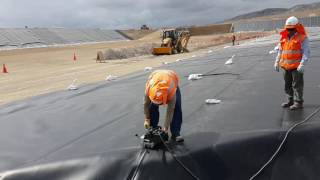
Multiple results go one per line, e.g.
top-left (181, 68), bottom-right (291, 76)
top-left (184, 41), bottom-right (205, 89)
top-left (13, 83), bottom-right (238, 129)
top-left (232, 35), bottom-right (236, 46)
top-left (283, 69), bottom-right (304, 103)
top-left (149, 87), bottom-right (182, 136)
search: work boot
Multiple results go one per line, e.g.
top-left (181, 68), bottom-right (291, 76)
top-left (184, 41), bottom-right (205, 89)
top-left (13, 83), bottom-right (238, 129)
top-left (171, 135), bottom-right (184, 143)
top-left (289, 102), bottom-right (303, 110)
top-left (281, 100), bottom-right (294, 108)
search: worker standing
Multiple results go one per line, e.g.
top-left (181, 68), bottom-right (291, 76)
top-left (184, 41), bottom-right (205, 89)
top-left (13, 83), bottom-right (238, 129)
top-left (274, 16), bottom-right (310, 110)
top-left (232, 34), bottom-right (236, 46)
top-left (144, 69), bottom-right (184, 142)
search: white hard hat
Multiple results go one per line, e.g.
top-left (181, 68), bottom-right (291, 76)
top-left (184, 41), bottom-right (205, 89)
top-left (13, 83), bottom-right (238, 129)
top-left (285, 16), bottom-right (299, 28)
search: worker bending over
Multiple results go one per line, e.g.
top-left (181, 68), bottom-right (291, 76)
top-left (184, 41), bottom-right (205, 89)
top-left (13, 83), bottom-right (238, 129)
top-left (144, 70), bottom-right (184, 142)
top-left (274, 16), bottom-right (310, 110)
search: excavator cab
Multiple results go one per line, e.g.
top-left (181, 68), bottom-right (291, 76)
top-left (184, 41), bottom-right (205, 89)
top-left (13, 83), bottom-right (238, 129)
top-left (153, 29), bottom-right (190, 55)
top-left (162, 29), bottom-right (178, 46)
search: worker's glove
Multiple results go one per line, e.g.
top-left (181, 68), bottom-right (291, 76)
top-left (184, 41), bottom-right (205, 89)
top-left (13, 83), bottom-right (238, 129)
top-left (297, 64), bottom-right (304, 73)
top-left (144, 119), bottom-right (151, 129)
top-left (274, 62), bottom-right (279, 72)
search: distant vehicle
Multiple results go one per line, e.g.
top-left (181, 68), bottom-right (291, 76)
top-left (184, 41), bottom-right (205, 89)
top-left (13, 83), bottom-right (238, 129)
top-left (152, 29), bottom-right (191, 55)
top-left (140, 24), bottom-right (150, 30)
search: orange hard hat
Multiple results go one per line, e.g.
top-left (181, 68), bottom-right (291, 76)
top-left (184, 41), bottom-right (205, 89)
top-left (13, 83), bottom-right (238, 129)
top-left (148, 82), bottom-right (169, 105)
top-left (146, 70), bottom-right (179, 105)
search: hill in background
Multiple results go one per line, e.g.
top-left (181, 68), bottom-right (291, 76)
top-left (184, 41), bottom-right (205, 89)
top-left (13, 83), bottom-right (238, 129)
top-left (226, 2), bottom-right (320, 22)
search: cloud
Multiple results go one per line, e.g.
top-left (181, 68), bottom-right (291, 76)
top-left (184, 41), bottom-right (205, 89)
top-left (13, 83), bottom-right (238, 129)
top-left (0, 0), bottom-right (318, 28)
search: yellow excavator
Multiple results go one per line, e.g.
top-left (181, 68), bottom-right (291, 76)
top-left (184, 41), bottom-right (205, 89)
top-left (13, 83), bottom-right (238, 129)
top-left (153, 29), bottom-right (190, 55)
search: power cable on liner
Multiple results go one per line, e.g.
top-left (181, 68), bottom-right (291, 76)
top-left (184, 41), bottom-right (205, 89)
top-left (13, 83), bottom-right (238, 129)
top-left (249, 105), bottom-right (320, 180)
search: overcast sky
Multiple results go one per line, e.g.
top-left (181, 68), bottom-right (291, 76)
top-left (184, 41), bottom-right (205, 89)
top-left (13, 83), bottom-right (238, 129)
top-left (0, 0), bottom-right (318, 29)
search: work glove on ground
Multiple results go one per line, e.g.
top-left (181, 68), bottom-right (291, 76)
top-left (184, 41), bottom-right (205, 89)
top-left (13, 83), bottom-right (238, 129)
top-left (297, 64), bottom-right (304, 73)
top-left (274, 62), bottom-right (279, 72)
top-left (144, 119), bottom-right (151, 129)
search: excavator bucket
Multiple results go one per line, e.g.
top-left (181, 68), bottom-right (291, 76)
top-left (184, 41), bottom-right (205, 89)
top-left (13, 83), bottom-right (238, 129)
top-left (152, 47), bottom-right (172, 55)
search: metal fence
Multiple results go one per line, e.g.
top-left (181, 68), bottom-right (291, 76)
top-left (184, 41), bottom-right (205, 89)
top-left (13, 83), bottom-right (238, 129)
top-left (234, 16), bottom-right (320, 32)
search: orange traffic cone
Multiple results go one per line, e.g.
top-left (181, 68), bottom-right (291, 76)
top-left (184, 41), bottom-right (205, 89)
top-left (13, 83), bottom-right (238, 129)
top-left (2, 64), bottom-right (8, 73)
top-left (73, 52), bottom-right (77, 61)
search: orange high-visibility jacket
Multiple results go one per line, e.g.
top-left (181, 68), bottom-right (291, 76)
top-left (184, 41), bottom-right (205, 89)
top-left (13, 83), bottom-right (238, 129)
top-left (145, 70), bottom-right (179, 105)
top-left (279, 24), bottom-right (306, 70)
